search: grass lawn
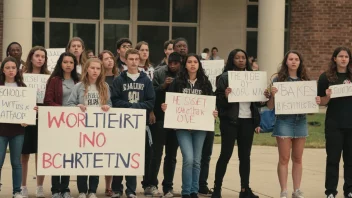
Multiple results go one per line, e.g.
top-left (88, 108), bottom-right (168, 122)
top-left (214, 113), bottom-right (326, 148)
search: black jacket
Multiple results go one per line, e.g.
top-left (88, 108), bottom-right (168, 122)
top-left (216, 71), bottom-right (261, 126)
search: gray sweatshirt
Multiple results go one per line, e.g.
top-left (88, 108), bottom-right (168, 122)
top-left (67, 82), bottom-right (112, 107)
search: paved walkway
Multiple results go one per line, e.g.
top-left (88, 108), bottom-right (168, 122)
top-left (0, 145), bottom-right (344, 197)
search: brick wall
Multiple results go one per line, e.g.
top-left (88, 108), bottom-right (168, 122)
top-left (290, 0), bottom-right (352, 80)
top-left (0, 0), bottom-right (3, 61)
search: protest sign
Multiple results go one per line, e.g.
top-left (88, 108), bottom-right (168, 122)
top-left (228, 71), bottom-right (267, 102)
top-left (330, 83), bottom-right (352, 98)
top-left (164, 93), bottom-right (216, 131)
top-left (37, 107), bottom-right (146, 176)
top-left (23, 74), bottom-right (50, 103)
top-left (47, 48), bottom-right (65, 72)
top-left (274, 81), bottom-right (319, 114)
top-left (201, 60), bottom-right (224, 91)
top-left (0, 87), bottom-right (36, 124)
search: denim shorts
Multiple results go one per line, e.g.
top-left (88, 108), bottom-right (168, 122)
top-left (272, 114), bottom-right (308, 138)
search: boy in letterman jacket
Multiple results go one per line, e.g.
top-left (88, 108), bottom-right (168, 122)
top-left (110, 49), bottom-right (155, 198)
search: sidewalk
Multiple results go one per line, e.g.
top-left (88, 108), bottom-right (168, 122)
top-left (0, 145), bottom-right (344, 198)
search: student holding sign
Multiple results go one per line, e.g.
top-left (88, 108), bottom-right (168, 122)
top-left (317, 47), bottom-right (352, 198)
top-left (67, 58), bottom-right (111, 198)
top-left (66, 37), bottom-right (88, 75)
top-left (43, 52), bottom-right (80, 198)
top-left (212, 49), bottom-right (261, 198)
top-left (266, 51), bottom-right (320, 198)
top-left (21, 46), bottom-right (50, 198)
top-left (161, 54), bottom-right (218, 198)
top-left (0, 57), bottom-right (29, 198)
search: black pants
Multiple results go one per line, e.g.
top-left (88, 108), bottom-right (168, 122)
top-left (112, 176), bottom-right (137, 195)
top-left (51, 176), bottom-right (70, 194)
top-left (77, 176), bottom-right (99, 194)
top-left (142, 121), bottom-right (179, 193)
top-left (325, 126), bottom-right (352, 196)
top-left (214, 118), bottom-right (255, 189)
top-left (199, 131), bottom-right (215, 189)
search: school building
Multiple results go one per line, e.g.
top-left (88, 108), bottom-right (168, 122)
top-left (1, 0), bottom-right (351, 79)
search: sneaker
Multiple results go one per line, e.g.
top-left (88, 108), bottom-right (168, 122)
top-left (52, 193), bottom-right (61, 198)
top-left (87, 193), bottom-right (97, 198)
top-left (239, 188), bottom-right (259, 198)
top-left (112, 192), bottom-right (122, 198)
top-left (199, 187), bottom-right (213, 197)
top-left (36, 186), bottom-right (45, 198)
top-left (105, 188), bottom-right (113, 197)
top-left (181, 196), bottom-right (191, 198)
top-left (327, 194), bottom-right (335, 198)
top-left (292, 189), bottom-right (304, 198)
top-left (190, 193), bottom-right (198, 198)
top-left (77, 193), bottom-right (87, 198)
top-left (163, 192), bottom-right (173, 198)
top-left (211, 187), bottom-right (222, 198)
top-left (145, 186), bottom-right (162, 197)
top-left (61, 192), bottom-right (71, 198)
top-left (280, 191), bottom-right (287, 198)
top-left (165, 190), bottom-right (181, 197)
top-left (21, 186), bottom-right (28, 198)
top-left (127, 194), bottom-right (137, 198)
top-left (13, 192), bottom-right (23, 198)
top-left (345, 192), bottom-right (352, 198)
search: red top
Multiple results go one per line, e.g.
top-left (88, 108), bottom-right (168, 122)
top-left (44, 76), bottom-right (78, 106)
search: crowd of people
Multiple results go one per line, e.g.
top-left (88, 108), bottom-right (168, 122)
top-left (0, 36), bottom-right (351, 198)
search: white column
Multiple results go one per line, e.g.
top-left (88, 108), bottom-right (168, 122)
top-left (3, 0), bottom-right (32, 60)
top-left (257, 0), bottom-right (285, 82)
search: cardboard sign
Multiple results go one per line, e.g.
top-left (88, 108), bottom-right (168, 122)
top-left (0, 87), bottom-right (37, 124)
top-left (47, 48), bottom-right (65, 72)
top-left (330, 83), bottom-right (352, 98)
top-left (164, 93), bottom-right (216, 131)
top-left (274, 81), bottom-right (319, 114)
top-left (201, 60), bottom-right (224, 91)
top-left (228, 71), bottom-right (267, 102)
top-left (23, 74), bottom-right (50, 103)
top-left (37, 107), bottom-right (146, 176)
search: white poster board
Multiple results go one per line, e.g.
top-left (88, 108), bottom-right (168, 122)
top-left (330, 84), bottom-right (352, 98)
top-left (201, 60), bottom-right (224, 91)
top-left (228, 71), bottom-right (267, 102)
top-left (0, 87), bottom-right (37, 124)
top-left (274, 81), bottom-right (319, 114)
top-left (164, 93), bottom-right (216, 131)
top-left (23, 74), bottom-right (50, 104)
top-left (47, 48), bottom-right (65, 72)
top-left (37, 107), bottom-right (146, 176)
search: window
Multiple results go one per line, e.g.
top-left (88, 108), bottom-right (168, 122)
top-left (247, 5), bottom-right (258, 28)
top-left (50, 0), bottom-right (100, 19)
top-left (138, 0), bottom-right (169, 22)
top-left (33, 0), bottom-right (45, 18)
top-left (172, 0), bottom-right (198, 23)
top-left (50, 22), bottom-right (70, 48)
top-left (104, 24), bottom-right (129, 55)
top-left (33, 22), bottom-right (45, 47)
top-left (104, 0), bottom-right (130, 20)
top-left (73, 24), bottom-right (96, 54)
top-left (246, 31), bottom-right (258, 57)
top-left (172, 27), bottom-right (197, 55)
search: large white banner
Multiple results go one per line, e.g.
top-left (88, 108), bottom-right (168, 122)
top-left (201, 60), bottom-right (224, 91)
top-left (164, 93), bottom-right (216, 131)
top-left (0, 87), bottom-right (37, 124)
top-left (37, 107), bottom-right (146, 176)
top-left (274, 81), bottom-right (319, 114)
top-left (330, 84), bottom-right (352, 98)
top-left (47, 48), bottom-right (65, 72)
top-left (23, 74), bottom-right (50, 104)
top-left (228, 71), bottom-right (267, 102)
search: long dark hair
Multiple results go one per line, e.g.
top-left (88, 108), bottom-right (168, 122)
top-left (276, 50), bottom-right (309, 82)
top-left (175, 54), bottom-right (212, 95)
top-left (223, 49), bottom-right (252, 72)
top-left (0, 57), bottom-right (26, 86)
top-left (326, 46), bottom-right (352, 82)
top-left (23, 46), bottom-right (50, 74)
top-left (48, 52), bottom-right (80, 83)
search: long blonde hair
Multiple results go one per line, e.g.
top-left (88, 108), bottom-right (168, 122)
top-left (66, 37), bottom-right (88, 67)
top-left (81, 58), bottom-right (109, 105)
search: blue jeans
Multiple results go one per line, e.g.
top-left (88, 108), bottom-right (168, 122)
top-left (176, 130), bottom-right (207, 195)
top-left (0, 135), bottom-right (24, 194)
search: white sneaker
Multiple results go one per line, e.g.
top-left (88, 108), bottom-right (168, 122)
top-left (280, 191), bottom-right (287, 198)
top-left (36, 186), bottom-right (45, 198)
top-left (163, 192), bottom-right (173, 198)
top-left (111, 192), bottom-right (121, 198)
top-left (327, 194), bottom-right (335, 198)
top-left (77, 193), bottom-right (87, 198)
top-left (51, 193), bottom-right (61, 198)
top-left (61, 192), bottom-right (71, 198)
top-left (88, 193), bottom-right (97, 198)
top-left (13, 192), bottom-right (23, 198)
top-left (21, 186), bottom-right (28, 198)
top-left (127, 194), bottom-right (137, 198)
top-left (292, 189), bottom-right (304, 198)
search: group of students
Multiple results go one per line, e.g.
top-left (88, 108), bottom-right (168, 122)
top-left (0, 36), bottom-right (352, 198)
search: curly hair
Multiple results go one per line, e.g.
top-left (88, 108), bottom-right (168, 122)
top-left (0, 57), bottom-right (26, 86)
top-left (326, 46), bottom-right (352, 82)
top-left (276, 50), bottom-right (310, 82)
top-left (174, 54), bottom-right (213, 95)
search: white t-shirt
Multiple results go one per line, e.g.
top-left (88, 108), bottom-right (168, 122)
top-left (5, 82), bottom-right (18, 87)
top-left (138, 66), bottom-right (154, 80)
top-left (85, 84), bottom-right (100, 106)
top-left (127, 72), bottom-right (140, 82)
top-left (76, 64), bottom-right (82, 74)
top-left (239, 102), bottom-right (252, 118)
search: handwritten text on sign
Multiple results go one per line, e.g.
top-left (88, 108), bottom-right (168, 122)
top-left (201, 60), bottom-right (224, 91)
top-left (0, 87), bottom-right (36, 124)
top-left (329, 84), bottom-right (352, 98)
top-left (228, 71), bottom-right (267, 102)
top-left (37, 107), bottom-right (146, 176)
top-left (47, 48), bottom-right (65, 72)
top-left (274, 81), bottom-right (318, 114)
top-left (164, 93), bottom-right (216, 131)
top-left (23, 74), bottom-right (50, 103)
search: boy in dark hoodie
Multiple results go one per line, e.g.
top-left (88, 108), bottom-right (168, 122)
top-left (110, 49), bottom-right (155, 198)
